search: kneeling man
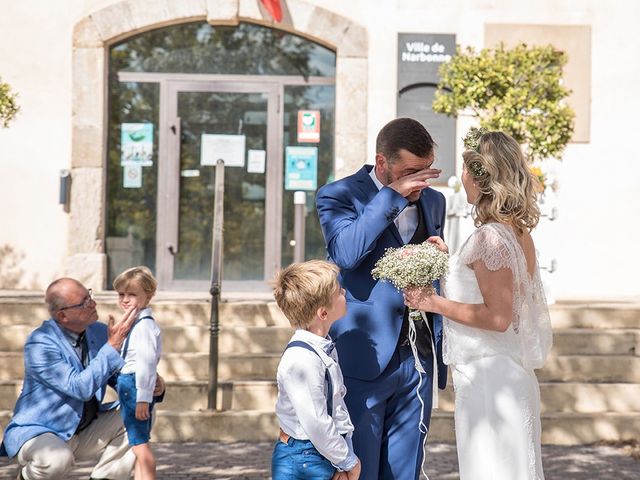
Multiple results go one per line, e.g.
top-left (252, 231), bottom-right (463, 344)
top-left (0, 277), bottom-right (165, 480)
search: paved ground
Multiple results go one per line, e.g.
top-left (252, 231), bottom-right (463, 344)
top-left (1, 441), bottom-right (639, 479)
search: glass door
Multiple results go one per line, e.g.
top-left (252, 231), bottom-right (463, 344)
top-left (157, 82), bottom-right (281, 290)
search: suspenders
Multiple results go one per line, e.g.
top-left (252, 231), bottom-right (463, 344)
top-left (284, 340), bottom-right (334, 416)
top-left (121, 316), bottom-right (154, 360)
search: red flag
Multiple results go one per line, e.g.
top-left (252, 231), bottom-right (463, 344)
top-left (260, 0), bottom-right (283, 22)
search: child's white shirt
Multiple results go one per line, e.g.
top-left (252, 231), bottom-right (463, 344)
top-left (275, 328), bottom-right (357, 471)
top-left (120, 307), bottom-right (162, 402)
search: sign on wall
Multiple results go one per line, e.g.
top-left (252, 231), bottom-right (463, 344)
top-left (397, 33), bottom-right (456, 185)
top-left (285, 146), bottom-right (318, 191)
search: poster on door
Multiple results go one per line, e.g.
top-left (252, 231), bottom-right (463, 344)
top-left (123, 165), bottom-right (142, 188)
top-left (121, 123), bottom-right (154, 166)
top-left (285, 146), bottom-right (317, 191)
top-left (297, 110), bottom-right (321, 143)
top-left (201, 134), bottom-right (246, 167)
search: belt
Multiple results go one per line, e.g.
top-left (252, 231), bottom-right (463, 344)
top-left (279, 428), bottom-right (291, 444)
top-left (279, 428), bottom-right (346, 444)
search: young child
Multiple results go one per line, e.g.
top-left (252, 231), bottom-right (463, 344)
top-left (271, 260), bottom-right (361, 480)
top-left (112, 266), bottom-right (162, 480)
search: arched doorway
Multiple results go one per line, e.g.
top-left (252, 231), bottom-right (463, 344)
top-left (68, 1), bottom-right (368, 290)
top-left (106, 21), bottom-right (336, 290)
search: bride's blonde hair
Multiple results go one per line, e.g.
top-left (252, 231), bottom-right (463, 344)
top-left (463, 131), bottom-right (540, 234)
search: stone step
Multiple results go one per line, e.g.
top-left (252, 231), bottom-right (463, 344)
top-left (0, 325), bottom-right (295, 354)
top-left (1, 296), bottom-right (639, 330)
top-left (3, 380), bottom-right (638, 414)
top-left (150, 411), bottom-right (640, 445)
top-left (159, 381), bottom-right (640, 414)
top-left (0, 352), bottom-right (281, 382)
top-left (549, 303), bottom-right (640, 329)
top-left (0, 409), bottom-right (456, 443)
top-left (1, 409), bottom-right (638, 445)
top-left (537, 355), bottom-right (640, 383)
top-left (0, 299), bottom-right (290, 328)
top-left (0, 324), bottom-right (635, 356)
top-left (551, 328), bottom-right (637, 356)
top-left (2, 352), bottom-right (639, 383)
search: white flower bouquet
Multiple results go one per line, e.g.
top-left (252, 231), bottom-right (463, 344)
top-left (372, 242), bottom-right (449, 319)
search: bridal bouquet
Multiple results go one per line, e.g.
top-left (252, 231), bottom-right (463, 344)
top-left (372, 242), bottom-right (449, 293)
top-left (372, 242), bottom-right (449, 320)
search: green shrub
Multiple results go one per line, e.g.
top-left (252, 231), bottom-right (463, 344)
top-left (433, 43), bottom-right (574, 162)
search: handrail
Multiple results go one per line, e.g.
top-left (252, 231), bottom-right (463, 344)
top-left (208, 159), bottom-right (225, 410)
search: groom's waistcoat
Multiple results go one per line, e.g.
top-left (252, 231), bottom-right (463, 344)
top-left (397, 202), bottom-right (434, 357)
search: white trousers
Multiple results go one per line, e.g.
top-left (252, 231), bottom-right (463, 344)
top-left (452, 355), bottom-right (545, 480)
top-left (16, 409), bottom-right (135, 480)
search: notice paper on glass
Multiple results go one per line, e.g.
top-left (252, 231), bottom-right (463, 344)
top-left (201, 134), bottom-right (246, 167)
top-left (121, 123), bottom-right (154, 167)
top-left (247, 149), bottom-right (266, 173)
top-left (123, 165), bottom-right (142, 188)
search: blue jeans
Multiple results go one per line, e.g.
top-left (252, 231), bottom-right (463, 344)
top-left (271, 437), bottom-right (336, 480)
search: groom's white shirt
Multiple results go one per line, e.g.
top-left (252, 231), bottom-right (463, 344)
top-left (369, 167), bottom-right (418, 243)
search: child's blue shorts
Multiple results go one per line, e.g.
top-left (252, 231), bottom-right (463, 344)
top-left (116, 373), bottom-right (154, 446)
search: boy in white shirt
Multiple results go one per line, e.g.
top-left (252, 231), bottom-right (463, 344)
top-left (272, 260), bottom-right (361, 480)
top-left (113, 266), bottom-right (163, 480)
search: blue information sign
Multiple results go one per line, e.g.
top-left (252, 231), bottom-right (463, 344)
top-left (285, 146), bottom-right (318, 191)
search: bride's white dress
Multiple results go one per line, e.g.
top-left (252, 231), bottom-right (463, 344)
top-left (442, 223), bottom-right (553, 480)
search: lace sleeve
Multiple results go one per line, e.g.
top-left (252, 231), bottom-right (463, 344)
top-left (458, 224), bottom-right (513, 271)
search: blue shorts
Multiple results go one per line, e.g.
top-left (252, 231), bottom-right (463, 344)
top-left (271, 436), bottom-right (335, 480)
top-left (116, 373), bottom-right (154, 446)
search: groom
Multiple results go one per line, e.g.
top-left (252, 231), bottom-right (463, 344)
top-left (316, 118), bottom-right (448, 479)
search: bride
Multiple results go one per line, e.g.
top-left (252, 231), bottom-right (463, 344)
top-left (404, 130), bottom-right (553, 480)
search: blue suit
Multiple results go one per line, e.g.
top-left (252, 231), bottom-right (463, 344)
top-left (0, 319), bottom-right (124, 458)
top-left (316, 165), bottom-right (447, 479)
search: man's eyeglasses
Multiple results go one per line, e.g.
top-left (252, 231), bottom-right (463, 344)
top-left (58, 289), bottom-right (94, 312)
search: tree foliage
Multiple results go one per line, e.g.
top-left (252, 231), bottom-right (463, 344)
top-left (433, 43), bottom-right (575, 161)
top-left (0, 77), bottom-right (20, 128)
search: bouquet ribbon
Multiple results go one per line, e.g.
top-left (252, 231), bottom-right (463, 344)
top-left (407, 310), bottom-right (439, 409)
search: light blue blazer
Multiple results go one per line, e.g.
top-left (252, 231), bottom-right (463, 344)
top-left (0, 319), bottom-right (124, 458)
top-left (316, 165), bottom-right (448, 388)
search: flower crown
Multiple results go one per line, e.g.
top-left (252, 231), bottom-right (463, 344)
top-left (463, 127), bottom-right (488, 177)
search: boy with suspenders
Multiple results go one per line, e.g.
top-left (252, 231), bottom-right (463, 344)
top-left (271, 260), bottom-right (361, 480)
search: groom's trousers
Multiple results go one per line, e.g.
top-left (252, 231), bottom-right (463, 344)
top-left (344, 345), bottom-right (434, 480)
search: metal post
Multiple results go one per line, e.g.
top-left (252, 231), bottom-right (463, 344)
top-left (208, 159), bottom-right (225, 410)
top-left (293, 191), bottom-right (306, 263)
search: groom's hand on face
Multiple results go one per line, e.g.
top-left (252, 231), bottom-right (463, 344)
top-left (388, 168), bottom-right (441, 198)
